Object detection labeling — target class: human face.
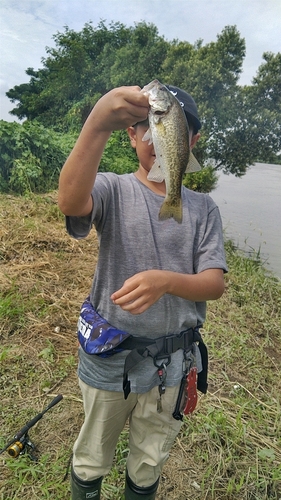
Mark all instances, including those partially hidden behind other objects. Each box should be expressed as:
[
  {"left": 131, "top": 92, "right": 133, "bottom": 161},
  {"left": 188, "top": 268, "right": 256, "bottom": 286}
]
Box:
[{"left": 127, "top": 123, "right": 156, "bottom": 174}]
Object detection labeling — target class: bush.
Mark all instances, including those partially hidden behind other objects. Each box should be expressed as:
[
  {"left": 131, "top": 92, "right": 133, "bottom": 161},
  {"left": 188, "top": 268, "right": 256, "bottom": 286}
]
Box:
[
  {"left": 0, "top": 120, "right": 76, "bottom": 194},
  {"left": 99, "top": 130, "right": 139, "bottom": 175},
  {"left": 183, "top": 165, "right": 218, "bottom": 193},
  {"left": 0, "top": 120, "right": 218, "bottom": 195}
]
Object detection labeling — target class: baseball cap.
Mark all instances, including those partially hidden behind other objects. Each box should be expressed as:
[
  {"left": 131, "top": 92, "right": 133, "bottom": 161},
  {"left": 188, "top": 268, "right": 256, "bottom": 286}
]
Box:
[{"left": 165, "top": 85, "right": 202, "bottom": 133}]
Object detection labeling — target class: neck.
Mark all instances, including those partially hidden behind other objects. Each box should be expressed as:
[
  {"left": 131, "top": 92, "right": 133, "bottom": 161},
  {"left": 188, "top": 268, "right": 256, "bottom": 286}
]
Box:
[{"left": 134, "top": 166, "right": 166, "bottom": 195}]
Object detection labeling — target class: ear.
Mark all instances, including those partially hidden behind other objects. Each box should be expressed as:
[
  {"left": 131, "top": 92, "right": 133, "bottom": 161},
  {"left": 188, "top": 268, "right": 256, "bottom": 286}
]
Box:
[
  {"left": 127, "top": 126, "right": 137, "bottom": 148},
  {"left": 190, "top": 133, "right": 200, "bottom": 150}
]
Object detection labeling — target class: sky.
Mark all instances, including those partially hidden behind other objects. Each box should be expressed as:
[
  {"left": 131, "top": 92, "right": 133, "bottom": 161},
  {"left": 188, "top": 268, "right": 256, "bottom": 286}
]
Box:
[{"left": 1, "top": 0, "right": 280, "bottom": 122}]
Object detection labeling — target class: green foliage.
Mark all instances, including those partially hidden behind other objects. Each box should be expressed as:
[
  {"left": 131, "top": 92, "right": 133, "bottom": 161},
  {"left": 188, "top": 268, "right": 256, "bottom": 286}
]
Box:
[
  {"left": 183, "top": 165, "right": 218, "bottom": 193},
  {"left": 100, "top": 130, "right": 139, "bottom": 174},
  {"left": 0, "top": 120, "right": 76, "bottom": 194},
  {"left": 207, "top": 52, "right": 281, "bottom": 173},
  {"left": 246, "top": 52, "right": 281, "bottom": 165},
  {"left": 108, "top": 22, "right": 169, "bottom": 88},
  {"left": 6, "top": 21, "right": 168, "bottom": 132},
  {"left": 6, "top": 21, "right": 128, "bottom": 129},
  {"left": 252, "top": 51, "right": 281, "bottom": 112},
  {"left": 4, "top": 20, "right": 281, "bottom": 184},
  {"left": 0, "top": 288, "right": 27, "bottom": 328}
]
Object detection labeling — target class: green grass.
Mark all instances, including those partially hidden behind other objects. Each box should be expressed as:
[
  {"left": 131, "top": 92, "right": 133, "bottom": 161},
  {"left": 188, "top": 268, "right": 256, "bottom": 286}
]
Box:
[{"left": 0, "top": 194, "right": 280, "bottom": 499}]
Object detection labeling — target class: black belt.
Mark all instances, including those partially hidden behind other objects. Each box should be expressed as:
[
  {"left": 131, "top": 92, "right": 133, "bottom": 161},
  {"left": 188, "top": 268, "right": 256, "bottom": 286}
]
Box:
[{"left": 122, "top": 327, "right": 208, "bottom": 399}]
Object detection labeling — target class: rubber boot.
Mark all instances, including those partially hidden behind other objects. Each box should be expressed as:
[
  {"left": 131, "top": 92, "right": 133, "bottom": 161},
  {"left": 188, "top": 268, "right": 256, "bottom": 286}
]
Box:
[
  {"left": 71, "top": 467, "right": 102, "bottom": 499},
  {"left": 124, "top": 470, "right": 159, "bottom": 499}
]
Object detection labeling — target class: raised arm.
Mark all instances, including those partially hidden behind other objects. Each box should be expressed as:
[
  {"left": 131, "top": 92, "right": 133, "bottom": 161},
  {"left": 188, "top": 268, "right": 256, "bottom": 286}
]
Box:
[{"left": 58, "top": 86, "right": 149, "bottom": 217}]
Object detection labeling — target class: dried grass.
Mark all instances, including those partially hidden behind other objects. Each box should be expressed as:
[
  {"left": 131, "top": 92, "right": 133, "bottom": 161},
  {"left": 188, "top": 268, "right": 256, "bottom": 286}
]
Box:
[{"left": 0, "top": 193, "right": 280, "bottom": 500}]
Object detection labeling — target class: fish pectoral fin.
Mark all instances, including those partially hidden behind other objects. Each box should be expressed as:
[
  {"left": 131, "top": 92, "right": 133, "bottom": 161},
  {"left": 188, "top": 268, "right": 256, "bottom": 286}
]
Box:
[
  {"left": 142, "top": 128, "right": 153, "bottom": 145},
  {"left": 147, "top": 159, "right": 165, "bottom": 183},
  {"left": 185, "top": 152, "right": 201, "bottom": 173}
]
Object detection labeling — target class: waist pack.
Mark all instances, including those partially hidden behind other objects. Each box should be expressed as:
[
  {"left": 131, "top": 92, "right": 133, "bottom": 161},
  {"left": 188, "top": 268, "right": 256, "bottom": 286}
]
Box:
[{"left": 77, "top": 296, "right": 208, "bottom": 398}]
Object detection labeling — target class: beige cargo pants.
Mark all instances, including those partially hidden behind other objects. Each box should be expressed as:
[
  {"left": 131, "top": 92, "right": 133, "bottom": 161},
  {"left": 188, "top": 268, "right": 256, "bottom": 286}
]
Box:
[{"left": 72, "top": 378, "right": 182, "bottom": 487}]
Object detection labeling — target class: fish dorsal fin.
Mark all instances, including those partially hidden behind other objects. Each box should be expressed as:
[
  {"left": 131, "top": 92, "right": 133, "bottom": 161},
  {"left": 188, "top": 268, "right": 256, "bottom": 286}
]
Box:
[
  {"left": 142, "top": 127, "right": 153, "bottom": 145},
  {"left": 185, "top": 152, "right": 201, "bottom": 173},
  {"left": 147, "top": 158, "right": 165, "bottom": 183}
]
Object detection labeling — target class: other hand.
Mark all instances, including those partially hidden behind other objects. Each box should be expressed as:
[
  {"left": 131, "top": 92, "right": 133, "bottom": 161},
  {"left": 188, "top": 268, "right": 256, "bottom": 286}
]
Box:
[{"left": 110, "top": 270, "right": 168, "bottom": 315}]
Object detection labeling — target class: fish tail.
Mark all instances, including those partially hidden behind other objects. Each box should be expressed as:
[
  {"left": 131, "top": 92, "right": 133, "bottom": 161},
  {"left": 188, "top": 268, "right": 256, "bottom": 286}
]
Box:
[{"left": 159, "top": 199, "right": 182, "bottom": 223}]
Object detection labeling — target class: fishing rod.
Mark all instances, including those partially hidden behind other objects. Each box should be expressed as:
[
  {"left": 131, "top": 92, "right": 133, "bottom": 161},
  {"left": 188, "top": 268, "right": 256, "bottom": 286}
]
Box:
[{"left": 0, "top": 394, "right": 63, "bottom": 460}]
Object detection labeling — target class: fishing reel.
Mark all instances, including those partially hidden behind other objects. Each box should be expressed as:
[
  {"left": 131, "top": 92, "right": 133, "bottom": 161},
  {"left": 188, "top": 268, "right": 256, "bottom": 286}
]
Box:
[
  {"left": 6, "top": 433, "right": 37, "bottom": 460},
  {"left": 0, "top": 394, "right": 63, "bottom": 461}
]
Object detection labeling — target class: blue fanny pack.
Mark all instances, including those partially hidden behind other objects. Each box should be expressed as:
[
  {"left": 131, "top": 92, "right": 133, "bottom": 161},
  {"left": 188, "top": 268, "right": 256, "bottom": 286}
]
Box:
[
  {"left": 77, "top": 296, "right": 208, "bottom": 398},
  {"left": 77, "top": 296, "right": 131, "bottom": 357}
]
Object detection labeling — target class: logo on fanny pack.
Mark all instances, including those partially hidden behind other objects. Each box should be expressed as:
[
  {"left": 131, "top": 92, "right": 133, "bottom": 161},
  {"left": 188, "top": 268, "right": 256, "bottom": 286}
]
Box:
[{"left": 77, "top": 316, "right": 92, "bottom": 339}]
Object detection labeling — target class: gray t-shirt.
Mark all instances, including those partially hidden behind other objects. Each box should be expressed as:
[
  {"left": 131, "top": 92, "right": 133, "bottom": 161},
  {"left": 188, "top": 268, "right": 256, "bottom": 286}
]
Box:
[{"left": 66, "top": 172, "right": 227, "bottom": 393}]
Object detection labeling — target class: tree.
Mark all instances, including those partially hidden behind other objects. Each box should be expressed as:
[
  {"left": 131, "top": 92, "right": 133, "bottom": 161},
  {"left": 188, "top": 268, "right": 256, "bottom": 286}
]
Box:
[
  {"left": 5, "top": 21, "right": 281, "bottom": 181},
  {"left": 207, "top": 52, "right": 281, "bottom": 172},
  {"left": 248, "top": 52, "right": 281, "bottom": 164},
  {"left": 6, "top": 22, "right": 131, "bottom": 130},
  {"left": 162, "top": 26, "right": 247, "bottom": 169},
  {"left": 108, "top": 22, "right": 169, "bottom": 88},
  {"left": 6, "top": 21, "right": 168, "bottom": 131}
]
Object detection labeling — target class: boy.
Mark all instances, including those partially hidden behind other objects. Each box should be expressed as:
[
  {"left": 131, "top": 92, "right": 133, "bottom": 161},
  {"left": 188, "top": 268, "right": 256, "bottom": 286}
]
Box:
[{"left": 58, "top": 84, "right": 227, "bottom": 500}]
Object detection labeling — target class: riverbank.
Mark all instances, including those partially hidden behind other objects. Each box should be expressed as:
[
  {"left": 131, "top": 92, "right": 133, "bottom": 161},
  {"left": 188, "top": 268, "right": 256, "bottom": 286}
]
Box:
[{"left": 0, "top": 193, "right": 280, "bottom": 500}]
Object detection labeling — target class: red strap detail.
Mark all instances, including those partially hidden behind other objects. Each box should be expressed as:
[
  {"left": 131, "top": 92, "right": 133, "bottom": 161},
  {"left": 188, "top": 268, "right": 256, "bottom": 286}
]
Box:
[{"left": 183, "top": 367, "right": 198, "bottom": 415}]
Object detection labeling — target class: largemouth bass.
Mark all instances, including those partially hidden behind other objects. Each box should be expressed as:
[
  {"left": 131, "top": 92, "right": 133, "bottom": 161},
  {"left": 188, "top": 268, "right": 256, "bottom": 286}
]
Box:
[{"left": 141, "top": 79, "right": 201, "bottom": 223}]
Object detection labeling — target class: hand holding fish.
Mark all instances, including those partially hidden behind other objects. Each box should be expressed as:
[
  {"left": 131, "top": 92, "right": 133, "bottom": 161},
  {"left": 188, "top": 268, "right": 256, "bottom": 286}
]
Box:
[
  {"left": 90, "top": 86, "right": 149, "bottom": 132},
  {"left": 58, "top": 86, "right": 149, "bottom": 216}
]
